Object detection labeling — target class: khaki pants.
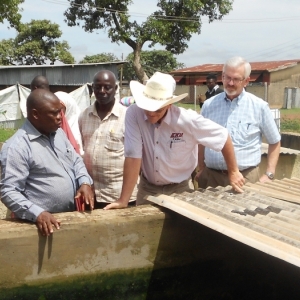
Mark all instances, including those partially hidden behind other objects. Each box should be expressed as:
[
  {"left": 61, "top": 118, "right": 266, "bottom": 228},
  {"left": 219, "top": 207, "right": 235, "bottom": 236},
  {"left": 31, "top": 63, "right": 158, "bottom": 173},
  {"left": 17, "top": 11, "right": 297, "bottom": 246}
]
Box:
[
  {"left": 137, "top": 175, "right": 192, "bottom": 205},
  {"left": 198, "top": 166, "right": 259, "bottom": 189}
]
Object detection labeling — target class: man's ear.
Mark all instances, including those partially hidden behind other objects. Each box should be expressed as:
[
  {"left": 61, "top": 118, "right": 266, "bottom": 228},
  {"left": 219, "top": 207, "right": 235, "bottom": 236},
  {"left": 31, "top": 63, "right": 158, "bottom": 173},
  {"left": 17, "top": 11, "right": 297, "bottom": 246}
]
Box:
[
  {"left": 32, "top": 108, "right": 39, "bottom": 120},
  {"left": 244, "top": 77, "right": 250, "bottom": 88}
]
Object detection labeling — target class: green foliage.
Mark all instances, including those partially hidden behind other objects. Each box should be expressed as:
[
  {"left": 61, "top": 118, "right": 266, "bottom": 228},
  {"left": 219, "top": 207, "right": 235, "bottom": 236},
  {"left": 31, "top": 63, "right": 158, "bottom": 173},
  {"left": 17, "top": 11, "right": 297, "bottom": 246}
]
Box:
[
  {"left": 0, "top": 39, "right": 15, "bottom": 65},
  {"left": 79, "top": 52, "right": 119, "bottom": 63},
  {"left": 123, "top": 50, "right": 185, "bottom": 80},
  {"left": 0, "top": 129, "right": 16, "bottom": 142},
  {"left": 0, "top": 0, "right": 23, "bottom": 29},
  {"left": 280, "top": 118, "right": 300, "bottom": 133},
  {"left": 64, "top": 0, "right": 233, "bottom": 82},
  {"left": 0, "top": 19, "right": 75, "bottom": 65}
]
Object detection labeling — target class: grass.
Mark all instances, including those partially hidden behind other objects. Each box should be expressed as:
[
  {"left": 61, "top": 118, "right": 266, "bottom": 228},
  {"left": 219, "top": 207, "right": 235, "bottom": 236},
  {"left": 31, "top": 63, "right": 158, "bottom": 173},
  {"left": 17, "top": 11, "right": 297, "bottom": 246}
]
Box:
[{"left": 0, "top": 129, "right": 16, "bottom": 143}]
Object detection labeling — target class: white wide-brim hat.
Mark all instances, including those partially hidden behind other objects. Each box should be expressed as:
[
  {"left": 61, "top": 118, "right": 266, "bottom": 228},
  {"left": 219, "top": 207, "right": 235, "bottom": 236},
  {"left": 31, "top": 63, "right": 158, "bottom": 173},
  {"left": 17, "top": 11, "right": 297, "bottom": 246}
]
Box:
[{"left": 130, "top": 72, "right": 188, "bottom": 111}]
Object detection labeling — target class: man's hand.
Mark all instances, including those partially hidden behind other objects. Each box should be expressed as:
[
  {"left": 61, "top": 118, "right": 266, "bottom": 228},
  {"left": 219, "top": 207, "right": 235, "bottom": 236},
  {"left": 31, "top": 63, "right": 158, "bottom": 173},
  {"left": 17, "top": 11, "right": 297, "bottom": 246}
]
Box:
[
  {"left": 103, "top": 199, "right": 128, "bottom": 210},
  {"left": 194, "top": 167, "right": 205, "bottom": 181},
  {"left": 259, "top": 174, "right": 273, "bottom": 183},
  {"left": 36, "top": 211, "right": 60, "bottom": 236},
  {"left": 228, "top": 170, "right": 245, "bottom": 193},
  {"left": 75, "top": 184, "right": 95, "bottom": 210}
]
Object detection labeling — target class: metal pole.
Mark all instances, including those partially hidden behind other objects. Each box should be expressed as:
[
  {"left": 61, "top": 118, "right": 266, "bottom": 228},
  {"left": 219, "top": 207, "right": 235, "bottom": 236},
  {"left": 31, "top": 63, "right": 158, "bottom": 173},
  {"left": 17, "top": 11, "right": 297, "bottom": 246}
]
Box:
[{"left": 194, "top": 85, "right": 197, "bottom": 111}]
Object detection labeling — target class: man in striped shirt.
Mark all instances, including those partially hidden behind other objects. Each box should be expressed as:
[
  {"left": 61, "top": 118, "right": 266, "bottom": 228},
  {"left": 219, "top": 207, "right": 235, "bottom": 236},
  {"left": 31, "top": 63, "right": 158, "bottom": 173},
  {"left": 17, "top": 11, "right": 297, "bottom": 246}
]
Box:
[{"left": 0, "top": 90, "right": 94, "bottom": 236}]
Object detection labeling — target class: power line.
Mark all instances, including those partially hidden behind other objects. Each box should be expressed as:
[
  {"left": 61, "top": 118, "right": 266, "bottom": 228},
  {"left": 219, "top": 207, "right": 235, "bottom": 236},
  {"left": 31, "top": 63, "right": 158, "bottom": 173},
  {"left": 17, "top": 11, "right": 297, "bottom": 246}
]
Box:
[
  {"left": 246, "top": 37, "right": 300, "bottom": 61},
  {"left": 42, "top": 0, "right": 300, "bottom": 24}
]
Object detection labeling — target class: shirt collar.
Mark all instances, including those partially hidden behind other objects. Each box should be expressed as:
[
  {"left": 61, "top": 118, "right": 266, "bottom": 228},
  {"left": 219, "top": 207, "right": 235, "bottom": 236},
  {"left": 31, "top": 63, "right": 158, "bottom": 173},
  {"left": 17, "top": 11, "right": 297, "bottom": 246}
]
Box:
[
  {"left": 208, "top": 84, "right": 220, "bottom": 93},
  {"left": 90, "top": 98, "right": 121, "bottom": 119},
  {"left": 224, "top": 89, "right": 246, "bottom": 105},
  {"left": 24, "top": 119, "right": 57, "bottom": 141},
  {"left": 142, "top": 105, "right": 172, "bottom": 125}
]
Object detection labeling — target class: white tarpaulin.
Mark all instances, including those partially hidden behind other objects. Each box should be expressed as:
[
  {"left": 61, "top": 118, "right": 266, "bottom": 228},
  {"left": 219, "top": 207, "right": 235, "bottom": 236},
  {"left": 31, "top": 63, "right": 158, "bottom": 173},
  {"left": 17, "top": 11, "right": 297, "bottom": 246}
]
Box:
[
  {"left": 69, "top": 83, "right": 91, "bottom": 112},
  {"left": 0, "top": 85, "right": 23, "bottom": 121},
  {"left": 0, "top": 83, "right": 92, "bottom": 125},
  {"left": 18, "top": 84, "right": 31, "bottom": 118}
]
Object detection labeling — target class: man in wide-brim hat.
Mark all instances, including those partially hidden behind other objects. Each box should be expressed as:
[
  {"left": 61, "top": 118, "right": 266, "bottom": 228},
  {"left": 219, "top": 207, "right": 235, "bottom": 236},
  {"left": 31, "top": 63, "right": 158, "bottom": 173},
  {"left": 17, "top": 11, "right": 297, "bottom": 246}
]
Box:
[{"left": 104, "top": 72, "right": 245, "bottom": 209}]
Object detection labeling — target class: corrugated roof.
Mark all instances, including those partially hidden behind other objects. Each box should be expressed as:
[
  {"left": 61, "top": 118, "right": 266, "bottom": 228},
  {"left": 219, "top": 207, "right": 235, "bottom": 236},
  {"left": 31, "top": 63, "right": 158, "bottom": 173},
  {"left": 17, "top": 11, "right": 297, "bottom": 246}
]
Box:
[
  {"left": 0, "top": 61, "right": 126, "bottom": 70},
  {"left": 147, "top": 177, "right": 300, "bottom": 268},
  {"left": 261, "top": 143, "right": 300, "bottom": 155},
  {"left": 171, "top": 59, "right": 300, "bottom": 74}
]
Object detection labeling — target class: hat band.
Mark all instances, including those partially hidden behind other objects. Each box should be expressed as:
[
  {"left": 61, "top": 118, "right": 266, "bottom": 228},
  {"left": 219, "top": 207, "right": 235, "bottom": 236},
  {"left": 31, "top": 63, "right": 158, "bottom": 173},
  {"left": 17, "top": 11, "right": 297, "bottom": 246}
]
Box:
[{"left": 143, "top": 91, "right": 173, "bottom": 101}]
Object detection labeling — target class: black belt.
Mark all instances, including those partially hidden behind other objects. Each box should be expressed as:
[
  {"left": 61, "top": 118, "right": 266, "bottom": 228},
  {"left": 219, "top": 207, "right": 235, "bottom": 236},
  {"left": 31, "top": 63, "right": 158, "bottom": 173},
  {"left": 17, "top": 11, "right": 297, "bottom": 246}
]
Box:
[
  {"left": 141, "top": 173, "right": 179, "bottom": 186},
  {"left": 208, "top": 166, "right": 257, "bottom": 174}
]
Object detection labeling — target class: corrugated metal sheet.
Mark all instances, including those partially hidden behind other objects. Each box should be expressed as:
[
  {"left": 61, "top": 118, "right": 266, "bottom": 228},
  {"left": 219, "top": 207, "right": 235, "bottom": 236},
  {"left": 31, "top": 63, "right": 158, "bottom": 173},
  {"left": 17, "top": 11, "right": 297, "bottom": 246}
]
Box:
[
  {"left": 0, "top": 119, "right": 24, "bottom": 130},
  {"left": 0, "top": 62, "right": 125, "bottom": 86},
  {"left": 147, "top": 177, "right": 300, "bottom": 268},
  {"left": 261, "top": 143, "right": 300, "bottom": 155},
  {"left": 171, "top": 59, "right": 300, "bottom": 74}
]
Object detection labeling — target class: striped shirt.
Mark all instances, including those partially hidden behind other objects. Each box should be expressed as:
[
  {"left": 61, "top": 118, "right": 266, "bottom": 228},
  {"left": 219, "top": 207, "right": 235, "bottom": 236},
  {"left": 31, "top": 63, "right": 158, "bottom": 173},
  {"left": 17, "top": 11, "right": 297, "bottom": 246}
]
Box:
[
  {"left": 0, "top": 120, "right": 92, "bottom": 222},
  {"left": 201, "top": 90, "right": 281, "bottom": 170},
  {"left": 79, "top": 101, "right": 137, "bottom": 203}
]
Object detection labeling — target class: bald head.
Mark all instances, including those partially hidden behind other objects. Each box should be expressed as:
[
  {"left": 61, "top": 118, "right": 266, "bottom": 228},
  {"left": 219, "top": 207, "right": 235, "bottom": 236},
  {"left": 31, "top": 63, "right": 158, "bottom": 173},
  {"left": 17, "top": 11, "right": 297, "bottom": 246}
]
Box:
[
  {"left": 30, "top": 75, "right": 50, "bottom": 91},
  {"left": 93, "top": 70, "right": 116, "bottom": 84},
  {"left": 27, "top": 89, "right": 57, "bottom": 112},
  {"left": 27, "top": 89, "right": 62, "bottom": 135}
]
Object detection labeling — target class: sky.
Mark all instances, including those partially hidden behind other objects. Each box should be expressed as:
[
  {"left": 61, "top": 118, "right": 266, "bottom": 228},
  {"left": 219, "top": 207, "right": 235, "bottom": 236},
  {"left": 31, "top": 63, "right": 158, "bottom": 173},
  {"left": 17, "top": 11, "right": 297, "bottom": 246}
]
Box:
[{"left": 1, "top": 0, "right": 300, "bottom": 68}]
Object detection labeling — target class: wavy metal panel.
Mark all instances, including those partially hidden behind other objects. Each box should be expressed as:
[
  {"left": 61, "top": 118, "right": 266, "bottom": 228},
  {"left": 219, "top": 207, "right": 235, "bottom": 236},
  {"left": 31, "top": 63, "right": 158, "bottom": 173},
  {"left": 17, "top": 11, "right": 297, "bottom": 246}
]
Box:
[{"left": 147, "top": 177, "right": 300, "bottom": 268}]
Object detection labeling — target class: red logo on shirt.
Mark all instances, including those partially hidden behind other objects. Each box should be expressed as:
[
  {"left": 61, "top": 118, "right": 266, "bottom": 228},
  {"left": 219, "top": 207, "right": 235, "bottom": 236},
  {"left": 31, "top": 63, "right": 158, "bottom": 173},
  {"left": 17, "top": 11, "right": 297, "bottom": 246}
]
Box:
[{"left": 170, "top": 133, "right": 183, "bottom": 138}]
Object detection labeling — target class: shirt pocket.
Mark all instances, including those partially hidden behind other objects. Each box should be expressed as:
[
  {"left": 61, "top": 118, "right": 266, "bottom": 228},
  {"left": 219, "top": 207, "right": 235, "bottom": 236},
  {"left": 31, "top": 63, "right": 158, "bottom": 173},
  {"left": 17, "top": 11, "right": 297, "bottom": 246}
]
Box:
[
  {"left": 63, "top": 147, "right": 74, "bottom": 166},
  {"left": 105, "top": 132, "right": 124, "bottom": 151},
  {"left": 234, "top": 122, "right": 260, "bottom": 144},
  {"left": 166, "top": 140, "right": 186, "bottom": 164}
]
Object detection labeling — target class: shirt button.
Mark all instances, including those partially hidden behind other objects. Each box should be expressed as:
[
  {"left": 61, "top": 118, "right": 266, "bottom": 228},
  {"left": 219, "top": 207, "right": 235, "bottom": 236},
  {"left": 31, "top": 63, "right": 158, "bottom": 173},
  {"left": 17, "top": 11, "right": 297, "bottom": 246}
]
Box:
[
  {"left": 156, "top": 141, "right": 159, "bottom": 144},
  {"left": 156, "top": 157, "right": 158, "bottom": 159},
  {"left": 156, "top": 170, "right": 158, "bottom": 172}
]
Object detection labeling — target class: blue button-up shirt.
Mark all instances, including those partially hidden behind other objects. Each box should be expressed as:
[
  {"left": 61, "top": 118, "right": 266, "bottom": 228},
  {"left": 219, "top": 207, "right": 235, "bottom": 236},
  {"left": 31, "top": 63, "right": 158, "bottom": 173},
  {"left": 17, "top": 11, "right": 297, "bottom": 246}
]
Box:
[
  {"left": 201, "top": 90, "right": 281, "bottom": 170},
  {"left": 0, "top": 120, "right": 92, "bottom": 222}
]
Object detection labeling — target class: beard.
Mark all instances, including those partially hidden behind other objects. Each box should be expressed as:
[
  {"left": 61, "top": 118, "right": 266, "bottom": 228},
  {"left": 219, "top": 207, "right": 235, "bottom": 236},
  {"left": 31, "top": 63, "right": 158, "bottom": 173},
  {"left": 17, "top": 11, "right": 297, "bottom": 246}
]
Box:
[{"left": 224, "top": 86, "right": 240, "bottom": 98}]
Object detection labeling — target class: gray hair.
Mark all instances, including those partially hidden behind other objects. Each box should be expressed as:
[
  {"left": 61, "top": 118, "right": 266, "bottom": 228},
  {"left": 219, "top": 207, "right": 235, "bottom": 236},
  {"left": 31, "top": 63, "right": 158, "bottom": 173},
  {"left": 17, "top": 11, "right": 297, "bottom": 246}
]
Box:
[{"left": 223, "top": 56, "right": 251, "bottom": 78}]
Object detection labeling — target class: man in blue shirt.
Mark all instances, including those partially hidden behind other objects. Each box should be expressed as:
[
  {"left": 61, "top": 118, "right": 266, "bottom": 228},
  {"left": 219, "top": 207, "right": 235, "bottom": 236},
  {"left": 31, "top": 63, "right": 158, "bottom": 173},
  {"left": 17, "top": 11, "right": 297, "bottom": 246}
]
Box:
[
  {"left": 0, "top": 89, "right": 94, "bottom": 236},
  {"left": 197, "top": 56, "right": 281, "bottom": 188}
]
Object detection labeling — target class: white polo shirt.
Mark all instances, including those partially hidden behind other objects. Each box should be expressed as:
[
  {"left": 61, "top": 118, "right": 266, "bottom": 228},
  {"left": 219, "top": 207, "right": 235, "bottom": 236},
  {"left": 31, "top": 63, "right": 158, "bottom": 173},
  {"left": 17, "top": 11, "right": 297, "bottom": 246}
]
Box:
[{"left": 125, "top": 104, "right": 228, "bottom": 185}]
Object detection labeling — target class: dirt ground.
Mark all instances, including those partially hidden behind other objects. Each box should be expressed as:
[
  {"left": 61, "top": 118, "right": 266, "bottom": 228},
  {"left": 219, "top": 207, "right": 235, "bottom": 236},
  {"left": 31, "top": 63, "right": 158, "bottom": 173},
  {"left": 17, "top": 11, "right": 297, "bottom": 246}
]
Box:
[{"left": 281, "top": 111, "right": 300, "bottom": 120}]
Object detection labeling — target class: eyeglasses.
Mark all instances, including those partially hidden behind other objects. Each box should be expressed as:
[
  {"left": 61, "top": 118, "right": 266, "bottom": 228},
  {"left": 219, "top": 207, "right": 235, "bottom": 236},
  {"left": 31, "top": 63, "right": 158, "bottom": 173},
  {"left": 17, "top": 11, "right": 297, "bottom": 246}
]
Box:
[{"left": 222, "top": 74, "right": 244, "bottom": 84}]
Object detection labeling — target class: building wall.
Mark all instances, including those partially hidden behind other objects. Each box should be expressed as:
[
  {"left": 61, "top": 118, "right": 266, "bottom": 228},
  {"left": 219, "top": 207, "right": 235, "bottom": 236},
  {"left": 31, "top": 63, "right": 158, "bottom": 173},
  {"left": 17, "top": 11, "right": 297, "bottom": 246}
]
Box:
[
  {"left": 246, "top": 84, "right": 265, "bottom": 101},
  {"left": 0, "top": 64, "right": 120, "bottom": 89},
  {"left": 269, "top": 65, "right": 300, "bottom": 108}
]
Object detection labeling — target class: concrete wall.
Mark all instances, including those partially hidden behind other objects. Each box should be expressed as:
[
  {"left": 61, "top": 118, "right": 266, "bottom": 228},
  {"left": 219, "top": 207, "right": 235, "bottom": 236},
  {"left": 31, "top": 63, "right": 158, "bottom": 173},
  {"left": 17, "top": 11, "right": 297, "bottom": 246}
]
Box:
[
  {"left": 2, "top": 206, "right": 300, "bottom": 299},
  {"left": 281, "top": 133, "right": 300, "bottom": 150},
  {"left": 260, "top": 153, "right": 300, "bottom": 179},
  {"left": 269, "top": 65, "right": 300, "bottom": 108},
  {"left": 0, "top": 206, "right": 225, "bottom": 291}
]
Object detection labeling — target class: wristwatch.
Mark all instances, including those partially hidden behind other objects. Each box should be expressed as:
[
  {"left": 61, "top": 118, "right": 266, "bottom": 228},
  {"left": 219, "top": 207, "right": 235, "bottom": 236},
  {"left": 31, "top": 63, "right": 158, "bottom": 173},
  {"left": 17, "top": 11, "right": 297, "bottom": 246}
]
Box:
[{"left": 265, "top": 172, "right": 274, "bottom": 180}]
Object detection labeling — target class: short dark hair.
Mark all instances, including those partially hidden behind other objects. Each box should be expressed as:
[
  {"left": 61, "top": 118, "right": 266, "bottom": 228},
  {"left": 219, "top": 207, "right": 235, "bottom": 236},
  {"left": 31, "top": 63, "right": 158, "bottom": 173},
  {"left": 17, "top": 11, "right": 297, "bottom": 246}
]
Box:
[{"left": 206, "top": 74, "right": 217, "bottom": 82}]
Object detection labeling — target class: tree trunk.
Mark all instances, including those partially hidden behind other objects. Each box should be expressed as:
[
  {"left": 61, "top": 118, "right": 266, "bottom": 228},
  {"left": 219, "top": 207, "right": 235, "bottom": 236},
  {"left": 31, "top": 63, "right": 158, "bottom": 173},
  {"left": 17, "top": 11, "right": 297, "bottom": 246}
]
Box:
[{"left": 132, "top": 45, "right": 149, "bottom": 83}]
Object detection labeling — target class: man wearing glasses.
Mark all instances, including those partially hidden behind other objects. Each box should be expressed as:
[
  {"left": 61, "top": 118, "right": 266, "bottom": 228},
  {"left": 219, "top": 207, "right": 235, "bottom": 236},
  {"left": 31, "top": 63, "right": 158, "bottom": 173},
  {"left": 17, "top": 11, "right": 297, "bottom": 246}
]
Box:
[{"left": 197, "top": 56, "right": 281, "bottom": 188}]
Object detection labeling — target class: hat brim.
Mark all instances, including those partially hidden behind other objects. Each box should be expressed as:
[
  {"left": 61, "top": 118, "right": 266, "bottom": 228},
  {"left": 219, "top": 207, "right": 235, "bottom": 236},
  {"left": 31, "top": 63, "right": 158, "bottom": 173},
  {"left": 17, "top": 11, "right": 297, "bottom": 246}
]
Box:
[{"left": 130, "top": 81, "right": 188, "bottom": 111}]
